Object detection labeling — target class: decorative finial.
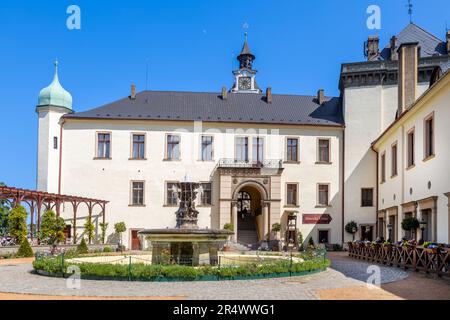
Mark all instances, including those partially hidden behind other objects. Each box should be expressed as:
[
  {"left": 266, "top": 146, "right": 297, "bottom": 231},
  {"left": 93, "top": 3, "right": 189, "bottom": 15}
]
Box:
[
  {"left": 53, "top": 60, "right": 59, "bottom": 79},
  {"left": 244, "top": 32, "right": 248, "bottom": 42},
  {"left": 406, "top": 0, "right": 413, "bottom": 23}
]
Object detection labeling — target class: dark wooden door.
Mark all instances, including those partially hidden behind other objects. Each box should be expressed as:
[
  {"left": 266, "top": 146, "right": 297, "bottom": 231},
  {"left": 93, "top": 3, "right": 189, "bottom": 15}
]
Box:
[{"left": 131, "top": 230, "right": 141, "bottom": 250}]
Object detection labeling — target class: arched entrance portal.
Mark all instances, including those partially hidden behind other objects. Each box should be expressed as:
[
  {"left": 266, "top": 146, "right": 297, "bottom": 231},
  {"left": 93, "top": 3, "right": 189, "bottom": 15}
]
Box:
[{"left": 232, "top": 182, "right": 268, "bottom": 248}]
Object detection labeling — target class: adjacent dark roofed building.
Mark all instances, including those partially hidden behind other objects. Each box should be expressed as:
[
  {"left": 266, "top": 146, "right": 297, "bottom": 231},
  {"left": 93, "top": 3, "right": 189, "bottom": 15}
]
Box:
[
  {"left": 378, "top": 23, "right": 447, "bottom": 60},
  {"left": 64, "top": 91, "right": 344, "bottom": 126}
]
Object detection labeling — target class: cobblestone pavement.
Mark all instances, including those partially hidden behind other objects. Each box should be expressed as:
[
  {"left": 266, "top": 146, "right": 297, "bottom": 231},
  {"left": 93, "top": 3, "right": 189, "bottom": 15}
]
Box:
[{"left": 0, "top": 254, "right": 410, "bottom": 300}]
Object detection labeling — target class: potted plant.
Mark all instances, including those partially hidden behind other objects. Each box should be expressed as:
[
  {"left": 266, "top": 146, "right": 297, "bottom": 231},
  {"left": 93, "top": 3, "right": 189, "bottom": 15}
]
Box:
[
  {"left": 382, "top": 241, "right": 392, "bottom": 252},
  {"left": 345, "top": 221, "right": 358, "bottom": 241},
  {"left": 423, "top": 242, "right": 439, "bottom": 254},
  {"left": 401, "top": 217, "right": 419, "bottom": 240}
]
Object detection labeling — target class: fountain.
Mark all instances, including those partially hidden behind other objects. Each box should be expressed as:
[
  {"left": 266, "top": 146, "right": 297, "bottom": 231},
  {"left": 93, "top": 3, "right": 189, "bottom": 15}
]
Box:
[{"left": 139, "top": 182, "right": 233, "bottom": 266}]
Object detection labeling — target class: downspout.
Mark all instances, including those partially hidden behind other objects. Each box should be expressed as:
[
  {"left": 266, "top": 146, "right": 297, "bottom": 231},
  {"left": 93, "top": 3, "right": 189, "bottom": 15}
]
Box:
[
  {"left": 341, "top": 126, "right": 345, "bottom": 244},
  {"left": 58, "top": 118, "right": 65, "bottom": 195},
  {"left": 371, "top": 144, "right": 379, "bottom": 238}
]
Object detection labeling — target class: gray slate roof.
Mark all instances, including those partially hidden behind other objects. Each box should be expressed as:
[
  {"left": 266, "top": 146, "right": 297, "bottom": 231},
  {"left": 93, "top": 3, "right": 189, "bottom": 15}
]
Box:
[
  {"left": 379, "top": 23, "right": 447, "bottom": 60},
  {"left": 64, "top": 91, "right": 344, "bottom": 126}
]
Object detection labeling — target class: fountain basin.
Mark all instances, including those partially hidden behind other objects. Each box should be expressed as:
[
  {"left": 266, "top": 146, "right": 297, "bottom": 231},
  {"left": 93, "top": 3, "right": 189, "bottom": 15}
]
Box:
[{"left": 139, "top": 229, "right": 233, "bottom": 266}]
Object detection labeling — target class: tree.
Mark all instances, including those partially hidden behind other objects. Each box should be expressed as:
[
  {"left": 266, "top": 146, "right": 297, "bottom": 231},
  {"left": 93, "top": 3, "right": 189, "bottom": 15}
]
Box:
[
  {"left": 8, "top": 205, "right": 28, "bottom": 242},
  {"left": 297, "top": 231, "right": 304, "bottom": 252},
  {"left": 39, "top": 210, "right": 66, "bottom": 248},
  {"left": 0, "top": 182, "right": 10, "bottom": 236},
  {"left": 84, "top": 216, "right": 95, "bottom": 244},
  {"left": 114, "top": 222, "right": 126, "bottom": 249},
  {"left": 345, "top": 221, "right": 359, "bottom": 240},
  {"left": 77, "top": 237, "right": 88, "bottom": 254},
  {"left": 16, "top": 238, "right": 34, "bottom": 258},
  {"left": 99, "top": 222, "right": 108, "bottom": 244}
]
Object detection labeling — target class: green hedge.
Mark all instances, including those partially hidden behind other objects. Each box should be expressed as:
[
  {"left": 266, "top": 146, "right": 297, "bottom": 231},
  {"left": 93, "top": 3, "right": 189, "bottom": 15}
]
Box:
[{"left": 33, "top": 256, "right": 330, "bottom": 281}]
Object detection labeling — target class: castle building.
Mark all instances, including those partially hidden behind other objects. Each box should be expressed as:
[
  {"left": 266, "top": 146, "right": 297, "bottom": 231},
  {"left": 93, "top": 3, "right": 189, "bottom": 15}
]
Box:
[{"left": 36, "top": 24, "right": 450, "bottom": 249}]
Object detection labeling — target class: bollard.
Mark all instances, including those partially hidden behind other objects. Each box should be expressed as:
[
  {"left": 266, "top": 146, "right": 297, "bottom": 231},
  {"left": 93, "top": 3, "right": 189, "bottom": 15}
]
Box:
[{"left": 128, "top": 256, "right": 132, "bottom": 281}]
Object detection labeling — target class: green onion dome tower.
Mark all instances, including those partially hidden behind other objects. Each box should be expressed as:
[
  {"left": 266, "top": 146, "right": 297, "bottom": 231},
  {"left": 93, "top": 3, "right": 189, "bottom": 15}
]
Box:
[{"left": 36, "top": 61, "right": 73, "bottom": 193}]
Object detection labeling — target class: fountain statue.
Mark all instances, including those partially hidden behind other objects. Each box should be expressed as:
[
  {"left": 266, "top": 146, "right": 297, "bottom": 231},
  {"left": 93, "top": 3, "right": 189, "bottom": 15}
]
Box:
[{"left": 139, "top": 181, "right": 233, "bottom": 266}]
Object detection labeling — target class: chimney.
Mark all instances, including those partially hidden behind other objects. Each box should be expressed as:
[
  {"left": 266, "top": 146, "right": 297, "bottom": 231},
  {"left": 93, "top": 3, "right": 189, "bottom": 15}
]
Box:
[
  {"left": 130, "top": 84, "right": 136, "bottom": 100},
  {"left": 446, "top": 30, "right": 450, "bottom": 54},
  {"left": 390, "top": 36, "right": 398, "bottom": 60},
  {"left": 317, "top": 89, "right": 325, "bottom": 105},
  {"left": 397, "top": 42, "right": 419, "bottom": 115},
  {"left": 366, "top": 36, "right": 379, "bottom": 61},
  {"left": 266, "top": 87, "right": 272, "bottom": 103},
  {"left": 221, "top": 86, "right": 227, "bottom": 100}
]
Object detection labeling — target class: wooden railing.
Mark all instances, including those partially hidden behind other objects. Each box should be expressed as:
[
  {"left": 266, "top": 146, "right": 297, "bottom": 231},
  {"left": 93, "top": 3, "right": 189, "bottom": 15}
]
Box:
[{"left": 348, "top": 242, "right": 450, "bottom": 278}]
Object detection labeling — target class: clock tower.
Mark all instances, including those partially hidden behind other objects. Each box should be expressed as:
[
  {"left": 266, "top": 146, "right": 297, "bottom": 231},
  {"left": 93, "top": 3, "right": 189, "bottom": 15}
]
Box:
[{"left": 231, "top": 33, "right": 262, "bottom": 94}]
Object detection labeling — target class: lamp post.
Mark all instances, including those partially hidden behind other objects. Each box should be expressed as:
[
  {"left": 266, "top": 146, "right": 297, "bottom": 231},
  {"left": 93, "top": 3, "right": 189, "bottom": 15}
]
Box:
[{"left": 419, "top": 218, "right": 427, "bottom": 242}]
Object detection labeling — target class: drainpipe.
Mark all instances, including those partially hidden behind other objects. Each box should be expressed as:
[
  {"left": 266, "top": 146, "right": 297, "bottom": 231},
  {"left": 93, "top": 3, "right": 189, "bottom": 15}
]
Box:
[
  {"left": 341, "top": 126, "right": 345, "bottom": 244},
  {"left": 371, "top": 145, "right": 379, "bottom": 238}
]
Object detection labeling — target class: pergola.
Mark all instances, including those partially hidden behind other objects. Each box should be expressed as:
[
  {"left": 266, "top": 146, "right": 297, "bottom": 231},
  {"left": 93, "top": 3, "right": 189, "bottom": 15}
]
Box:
[{"left": 0, "top": 186, "right": 108, "bottom": 244}]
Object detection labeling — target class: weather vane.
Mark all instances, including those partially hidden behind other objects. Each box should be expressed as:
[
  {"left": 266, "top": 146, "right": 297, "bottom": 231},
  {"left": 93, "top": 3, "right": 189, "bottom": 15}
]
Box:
[{"left": 407, "top": 0, "right": 413, "bottom": 23}]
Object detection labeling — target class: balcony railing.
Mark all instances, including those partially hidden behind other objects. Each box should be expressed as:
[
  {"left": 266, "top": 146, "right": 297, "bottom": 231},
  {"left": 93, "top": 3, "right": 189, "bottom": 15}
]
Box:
[{"left": 217, "top": 158, "right": 283, "bottom": 169}]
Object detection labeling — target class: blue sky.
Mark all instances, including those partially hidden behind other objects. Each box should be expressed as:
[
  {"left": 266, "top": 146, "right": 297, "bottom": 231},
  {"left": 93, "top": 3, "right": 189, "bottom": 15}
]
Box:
[{"left": 1, "top": 0, "right": 449, "bottom": 189}]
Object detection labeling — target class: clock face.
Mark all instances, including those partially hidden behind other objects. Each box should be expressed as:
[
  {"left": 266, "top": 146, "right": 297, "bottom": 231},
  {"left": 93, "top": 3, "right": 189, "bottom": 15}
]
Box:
[{"left": 238, "top": 77, "right": 252, "bottom": 90}]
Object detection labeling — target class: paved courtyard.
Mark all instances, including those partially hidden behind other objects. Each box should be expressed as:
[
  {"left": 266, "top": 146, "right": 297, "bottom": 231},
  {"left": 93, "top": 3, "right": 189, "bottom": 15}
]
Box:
[{"left": 0, "top": 252, "right": 448, "bottom": 300}]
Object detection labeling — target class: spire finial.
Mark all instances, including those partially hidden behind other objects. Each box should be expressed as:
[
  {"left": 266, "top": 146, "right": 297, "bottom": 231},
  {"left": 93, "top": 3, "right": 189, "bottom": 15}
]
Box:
[
  {"left": 53, "top": 59, "right": 59, "bottom": 80},
  {"left": 244, "top": 32, "right": 248, "bottom": 42},
  {"left": 407, "top": 0, "right": 413, "bottom": 23}
]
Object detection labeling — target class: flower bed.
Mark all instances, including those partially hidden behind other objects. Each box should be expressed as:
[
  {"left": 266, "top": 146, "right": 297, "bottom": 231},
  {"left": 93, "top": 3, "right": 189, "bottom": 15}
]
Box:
[{"left": 33, "top": 254, "right": 330, "bottom": 282}]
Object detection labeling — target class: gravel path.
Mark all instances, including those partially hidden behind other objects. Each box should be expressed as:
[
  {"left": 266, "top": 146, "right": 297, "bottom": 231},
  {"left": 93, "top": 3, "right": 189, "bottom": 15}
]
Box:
[{"left": 0, "top": 254, "right": 409, "bottom": 300}]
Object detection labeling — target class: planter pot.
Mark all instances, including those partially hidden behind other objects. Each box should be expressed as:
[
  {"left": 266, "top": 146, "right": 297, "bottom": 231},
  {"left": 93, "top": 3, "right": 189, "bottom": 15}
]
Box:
[
  {"left": 222, "top": 246, "right": 232, "bottom": 252},
  {"left": 424, "top": 248, "right": 438, "bottom": 254},
  {"left": 382, "top": 245, "right": 392, "bottom": 252},
  {"left": 402, "top": 246, "right": 414, "bottom": 252}
]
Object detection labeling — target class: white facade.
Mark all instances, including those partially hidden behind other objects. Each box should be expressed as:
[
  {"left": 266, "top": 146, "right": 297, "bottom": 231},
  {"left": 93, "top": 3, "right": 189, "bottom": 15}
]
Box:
[
  {"left": 52, "top": 119, "right": 343, "bottom": 248},
  {"left": 373, "top": 73, "right": 450, "bottom": 244}
]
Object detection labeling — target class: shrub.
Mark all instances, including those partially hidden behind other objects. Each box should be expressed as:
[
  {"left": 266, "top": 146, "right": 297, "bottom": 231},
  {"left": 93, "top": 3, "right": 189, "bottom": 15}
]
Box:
[
  {"left": 99, "top": 222, "right": 109, "bottom": 244},
  {"left": 84, "top": 217, "right": 95, "bottom": 244},
  {"left": 39, "top": 210, "right": 66, "bottom": 247},
  {"left": 114, "top": 222, "right": 126, "bottom": 248},
  {"left": 8, "top": 205, "right": 28, "bottom": 242},
  {"left": 33, "top": 256, "right": 331, "bottom": 281},
  {"left": 401, "top": 217, "right": 419, "bottom": 231},
  {"left": 271, "top": 223, "right": 281, "bottom": 232},
  {"left": 77, "top": 238, "right": 89, "bottom": 254},
  {"left": 16, "top": 239, "right": 34, "bottom": 258},
  {"left": 345, "top": 221, "right": 358, "bottom": 235},
  {"left": 297, "top": 231, "right": 304, "bottom": 251},
  {"left": 308, "top": 237, "right": 315, "bottom": 247},
  {"left": 223, "top": 223, "right": 234, "bottom": 231},
  {"left": 103, "top": 246, "right": 112, "bottom": 253}
]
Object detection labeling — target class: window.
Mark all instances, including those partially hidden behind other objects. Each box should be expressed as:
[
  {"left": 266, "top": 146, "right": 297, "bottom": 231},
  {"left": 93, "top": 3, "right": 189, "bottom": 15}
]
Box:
[
  {"left": 318, "top": 184, "right": 329, "bottom": 206},
  {"left": 381, "top": 153, "right": 386, "bottom": 183},
  {"left": 391, "top": 143, "right": 398, "bottom": 177},
  {"left": 131, "top": 181, "right": 144, "bottom": 206},
  {"left": 407, "top": 129, "right": 415, "bottom": 167},
  {"left": 235, "top": 137, "right": 249, "bottom": 162},
  {"left": 252, "top": 137, "right": 264, "bottom": 163},
  {"left": 97, "top": 133, "right": 111, "bottom": 158},
  {"left": 318, "top": 230, "right": 329, "bottom": 244},
  {"left": 132, "top": 134, "right": 145, "bottom": 159},
  {"left": 361, "top": 188, "right": 374, "bottom": 207},
  {"left": 286, "top": 184, "right": 298, "bottom": 206},
  {"left": 53, "top": 137, "right": 58, "bottom": 150},
  {"left": 424, "top": 115, "right": 434, "bottom": 159},
  {"left": 201, "top": 136, "right": 213, "bottom": 161},
  {"left": 166, "top": 182, "right": 178, "bottom": 205},
  {"left": 200, "top": 183, "right": 212, "bottom": 205},
  {"left": 166, "top": 135, "right": 180, "bottom": 160},
  {"left": 318, "top": 139, "right": 330, "bottom": 163},
  {"left": 286, "top": 138, "right": 299, "bottom": 162}
]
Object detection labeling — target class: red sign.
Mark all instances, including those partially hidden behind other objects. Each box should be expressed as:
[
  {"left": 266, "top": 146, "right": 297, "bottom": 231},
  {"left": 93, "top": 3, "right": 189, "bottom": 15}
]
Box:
[{"left": 302, "top": 214, "right": 332, "bottom": 224}]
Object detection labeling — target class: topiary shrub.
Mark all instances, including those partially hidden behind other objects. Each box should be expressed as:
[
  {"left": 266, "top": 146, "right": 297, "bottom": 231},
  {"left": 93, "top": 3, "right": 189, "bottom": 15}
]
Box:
[
  {"left": 16, "top": 239, "right": 34, "bottom": 258},
  {"left": 77, "top": 238, "right": 89, "bottom": 254},
  {"left": 401, "top": 217, "right": 419, "bottom": 231},
  {"left": 103, "top": 246, "right": 112, "bottom": 253},
  {"left": 308, "top": 237, "right": 315, "bottom": 247}
]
